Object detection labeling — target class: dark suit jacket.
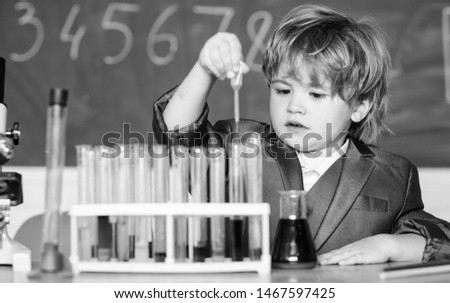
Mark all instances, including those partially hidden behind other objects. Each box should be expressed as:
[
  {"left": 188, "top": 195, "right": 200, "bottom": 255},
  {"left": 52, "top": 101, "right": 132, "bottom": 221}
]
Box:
[{"left": 153, "top": 87, "right": 450, "bottom": 261}]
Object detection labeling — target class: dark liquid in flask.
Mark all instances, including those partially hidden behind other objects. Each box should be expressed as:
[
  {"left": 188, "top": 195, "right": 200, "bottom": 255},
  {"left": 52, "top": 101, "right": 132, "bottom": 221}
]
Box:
[{"left": 271, "top": 219, "right": 317, "bottom": 269}]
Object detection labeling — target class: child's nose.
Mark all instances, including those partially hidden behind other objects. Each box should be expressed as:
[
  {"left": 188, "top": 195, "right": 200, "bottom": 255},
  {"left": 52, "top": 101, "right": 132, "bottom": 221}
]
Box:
[{"left": 286, "top": 95, "right": 306, "bottom": 114}]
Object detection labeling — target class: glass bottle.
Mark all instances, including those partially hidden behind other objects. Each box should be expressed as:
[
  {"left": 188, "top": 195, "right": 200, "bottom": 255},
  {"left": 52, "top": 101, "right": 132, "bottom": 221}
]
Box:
[{"left": 271, "top": 190, "right": 317, "bottom": 269}]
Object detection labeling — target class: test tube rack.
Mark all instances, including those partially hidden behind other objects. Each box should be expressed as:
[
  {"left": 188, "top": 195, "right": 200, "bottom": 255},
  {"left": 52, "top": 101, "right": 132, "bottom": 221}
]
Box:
[{"left": 69, "top": 202, "right": 271, "bottom": 275}]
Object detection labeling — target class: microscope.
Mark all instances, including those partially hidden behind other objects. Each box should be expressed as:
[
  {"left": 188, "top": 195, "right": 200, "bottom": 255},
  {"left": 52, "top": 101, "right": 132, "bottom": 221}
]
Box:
[{"left": 0, "top": 57, "right": 31, "bottom": 272}]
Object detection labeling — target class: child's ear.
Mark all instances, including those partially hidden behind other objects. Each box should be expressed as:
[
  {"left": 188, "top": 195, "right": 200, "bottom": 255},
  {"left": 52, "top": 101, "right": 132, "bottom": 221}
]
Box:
[{"left": 351, "top": 100, "right": 372, "bottom": 123}]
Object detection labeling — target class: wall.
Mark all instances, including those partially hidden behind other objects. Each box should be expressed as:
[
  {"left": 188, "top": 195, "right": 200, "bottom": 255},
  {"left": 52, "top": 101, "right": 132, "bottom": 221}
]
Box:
[{"left": 1, "top": 0, "right": 450, "bottom": 167}]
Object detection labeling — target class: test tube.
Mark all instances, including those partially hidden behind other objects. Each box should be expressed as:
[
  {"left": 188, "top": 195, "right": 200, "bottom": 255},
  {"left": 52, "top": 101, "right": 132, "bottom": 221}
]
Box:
[
  {"left": 134, "top": 143, "right": 151, "bottom": 261},
  {"left": 243, "top": 133, "right": 263, "bottom": 260},
  {"left": 227, "top": 141, "right": 245, "bottom": 261},
  {"left": 75, "top": 144, "right": 93, "bottom": 261},
  {"left": 170, "top": 144, "right": 189, "bottom": 261},
  {"left": 108, "top": 147, "right": 120, "bottom": 261},
  {"left": 190, "top": 146, "right": 208, "bottom": 262},
  {"left": 146, "top": 144, "right": 154, "bottom": 258},
  {"left": 94, "top": 145, "right": 113, "bottom": 261},
  {"left": 229, "top": 141, "right": 244, "bottom": 203},
  {"left": 117, "top": 144, "right": 131, "bottom": 261},
  {"left": 128, "top": 144, "right": 137, "bottom": 260},
  {"left": 86, "top": 147, "right": 98, "bottom": 259},
  {"left": 40, "top": 88, "right": 69, "bottom": 272},
  {"left": 152, "top": 144, "right": 169, "bottom": 262},
  {"left": 209, "top": 147, "right": 225, "bottom": 261}
]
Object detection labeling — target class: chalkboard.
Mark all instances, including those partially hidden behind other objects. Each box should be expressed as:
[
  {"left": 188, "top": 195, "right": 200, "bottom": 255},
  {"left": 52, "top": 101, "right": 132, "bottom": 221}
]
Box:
[{"left": 0, "top": 0, "right": 449, "bottom": 166}]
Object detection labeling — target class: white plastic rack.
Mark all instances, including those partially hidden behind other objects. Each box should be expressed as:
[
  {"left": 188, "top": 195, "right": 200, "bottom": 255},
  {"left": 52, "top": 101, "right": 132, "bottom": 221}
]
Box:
[{"left": 69, "top": 202, "right": 271, "bottom": 275}]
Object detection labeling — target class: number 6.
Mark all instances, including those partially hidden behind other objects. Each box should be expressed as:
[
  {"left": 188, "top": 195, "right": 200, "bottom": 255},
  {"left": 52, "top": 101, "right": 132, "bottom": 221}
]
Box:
[{"left": 147, "top": 5, "right": 179, "bottom": 66}]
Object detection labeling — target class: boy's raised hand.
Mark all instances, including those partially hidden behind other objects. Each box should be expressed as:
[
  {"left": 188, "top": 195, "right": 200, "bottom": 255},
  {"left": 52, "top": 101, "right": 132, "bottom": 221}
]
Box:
[
  {"left": 163, "top": 33, "right": 250, "bottom": 130},
  {"left": 198, "top": 32, "right": 249, "bottom": 80}
]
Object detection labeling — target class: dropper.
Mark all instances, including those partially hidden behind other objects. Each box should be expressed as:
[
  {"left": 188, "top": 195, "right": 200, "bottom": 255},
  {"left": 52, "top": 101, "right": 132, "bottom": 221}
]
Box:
[
  {"left": 230, "top": 61, "right": 244, "bottom": 133},
  {"left": 229, "top": 62, "right": 245, "bottom": 261}
]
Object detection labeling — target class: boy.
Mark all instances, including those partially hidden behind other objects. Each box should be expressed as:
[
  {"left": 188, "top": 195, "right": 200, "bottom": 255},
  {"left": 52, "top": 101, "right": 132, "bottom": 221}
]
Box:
[{"left": 153, "top": 4, "right": 450, "bottom": 264}]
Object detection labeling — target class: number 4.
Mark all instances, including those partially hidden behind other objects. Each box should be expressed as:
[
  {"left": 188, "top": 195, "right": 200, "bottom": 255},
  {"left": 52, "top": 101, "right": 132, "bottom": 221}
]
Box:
[{"left": 60, "top": 4, "right": 87, "bottom": 61}]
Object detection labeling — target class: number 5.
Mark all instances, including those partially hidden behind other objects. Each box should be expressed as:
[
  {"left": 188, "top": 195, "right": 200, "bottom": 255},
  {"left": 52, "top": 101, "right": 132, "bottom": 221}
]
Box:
[{"left": 102, "top": 2, "right": 140, "bottom": 65}]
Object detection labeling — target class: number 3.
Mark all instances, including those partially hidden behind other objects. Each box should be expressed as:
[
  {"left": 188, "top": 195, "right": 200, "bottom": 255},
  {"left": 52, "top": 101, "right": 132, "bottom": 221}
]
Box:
[{"left": 10, "top": 1, "right": 44, "bottom": 62}]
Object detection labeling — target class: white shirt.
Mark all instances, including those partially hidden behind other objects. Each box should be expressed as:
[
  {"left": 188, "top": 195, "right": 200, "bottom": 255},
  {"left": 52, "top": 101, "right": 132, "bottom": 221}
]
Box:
[{"left": 297, "top": 140, "right": 349, "bottom": 191}]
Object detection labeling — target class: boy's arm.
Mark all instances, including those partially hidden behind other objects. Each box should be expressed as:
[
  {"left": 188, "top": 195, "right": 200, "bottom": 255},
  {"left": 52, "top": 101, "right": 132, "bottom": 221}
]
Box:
[
  {"left": 162, "top": 62, "right": 216, "bottom": 130},
  {"left": 319, "top": 165, "right": 450, "bottom": 265},
  {"left": 391, "top": 165, "right": 450, "bottom": 261},
  {"left": 152, "top": 85, "right": 211, "bottom": 146},
  {"left": 162, "top": 33, "right": 248, "bottom": 131}
]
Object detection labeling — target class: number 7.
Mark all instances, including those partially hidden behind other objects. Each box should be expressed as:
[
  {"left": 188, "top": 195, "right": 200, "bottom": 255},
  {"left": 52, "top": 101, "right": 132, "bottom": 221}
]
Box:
[{"left": 192, "top": 5, "right": 235, "bottom": 33}]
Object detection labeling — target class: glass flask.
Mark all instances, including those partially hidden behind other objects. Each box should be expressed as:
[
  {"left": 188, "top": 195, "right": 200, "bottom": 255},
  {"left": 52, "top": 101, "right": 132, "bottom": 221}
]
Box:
[{"left": 271, "top": 190, "right": 317, "bottom": 269}]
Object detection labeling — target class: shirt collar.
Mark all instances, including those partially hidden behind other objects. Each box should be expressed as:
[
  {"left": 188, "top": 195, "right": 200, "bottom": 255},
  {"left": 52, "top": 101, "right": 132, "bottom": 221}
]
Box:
[{"left": 297, "top": 140, "right": 349, "bottom": 176}]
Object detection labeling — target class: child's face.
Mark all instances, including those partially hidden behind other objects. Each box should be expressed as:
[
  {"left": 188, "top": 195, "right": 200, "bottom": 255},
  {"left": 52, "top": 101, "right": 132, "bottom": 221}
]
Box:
[{"left": 269, "top": 61, "right": 360, "bottom": 153}]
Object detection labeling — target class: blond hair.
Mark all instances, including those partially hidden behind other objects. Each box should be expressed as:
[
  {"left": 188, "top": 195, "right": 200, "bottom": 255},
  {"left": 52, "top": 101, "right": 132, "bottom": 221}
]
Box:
[{"left": 262, "top": 5, "right": 391, "bottom": 143}]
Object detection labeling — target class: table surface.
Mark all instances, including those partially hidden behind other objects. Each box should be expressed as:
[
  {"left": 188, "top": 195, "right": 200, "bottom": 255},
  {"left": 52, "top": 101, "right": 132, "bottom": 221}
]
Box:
[{"left": 2, "top": 262, "right": 450, "bottom": 283}]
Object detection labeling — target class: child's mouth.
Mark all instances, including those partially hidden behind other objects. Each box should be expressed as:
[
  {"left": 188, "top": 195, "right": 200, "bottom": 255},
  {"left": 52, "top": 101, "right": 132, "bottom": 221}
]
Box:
[{"left": 285, "top": 122, "right": 307, "bottom": 129}]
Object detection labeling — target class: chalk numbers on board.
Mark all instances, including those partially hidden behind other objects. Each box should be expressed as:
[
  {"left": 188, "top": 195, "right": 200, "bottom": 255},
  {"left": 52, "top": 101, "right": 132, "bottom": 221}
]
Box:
[
  {"left": 147, "top": 4, "right": 179, "bottom": 66},
  {"left": 9, "top": 1, "right": 44, "bottom": 62},
  {"left": 60, "top": 4, "right": 87, "bottom": 61},
  {"left": 8, "top": 2, "right": 273, "bottom": 70},
  {"left": 102, "top": 3, "right": 140, "bottom": 65},
  {"left": 246, "top": 11, "right": 273, "bottom": 72}
]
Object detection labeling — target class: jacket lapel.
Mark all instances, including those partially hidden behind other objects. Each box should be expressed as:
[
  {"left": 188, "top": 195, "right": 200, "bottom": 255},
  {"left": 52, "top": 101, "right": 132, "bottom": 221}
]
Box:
[
  {"left": 263, "top": 125, "right": 303, "bottom": 191},
  {"left": 307, "top": 158, "right": 344, "bottom": 238},
  {"left": 314, "top": 139, "right": 375, "bottom": 251},
  {"left": 262, "top": 125, "right": 304, "bottom": 240}
]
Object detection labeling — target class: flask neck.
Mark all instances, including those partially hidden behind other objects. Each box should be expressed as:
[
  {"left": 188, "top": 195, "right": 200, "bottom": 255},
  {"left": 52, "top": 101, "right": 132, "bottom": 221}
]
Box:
[{"left": 278, "top": 190, "right": 308, "bottom": 219}]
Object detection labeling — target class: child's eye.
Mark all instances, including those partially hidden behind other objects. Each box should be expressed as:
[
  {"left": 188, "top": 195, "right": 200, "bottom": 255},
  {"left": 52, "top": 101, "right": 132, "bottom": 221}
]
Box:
[
  {"left": 275, "top": 89, "right": 291, "bottom": 95},
  {"left": 310, "top": 92, "right": 326, "bottom": 99}
]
